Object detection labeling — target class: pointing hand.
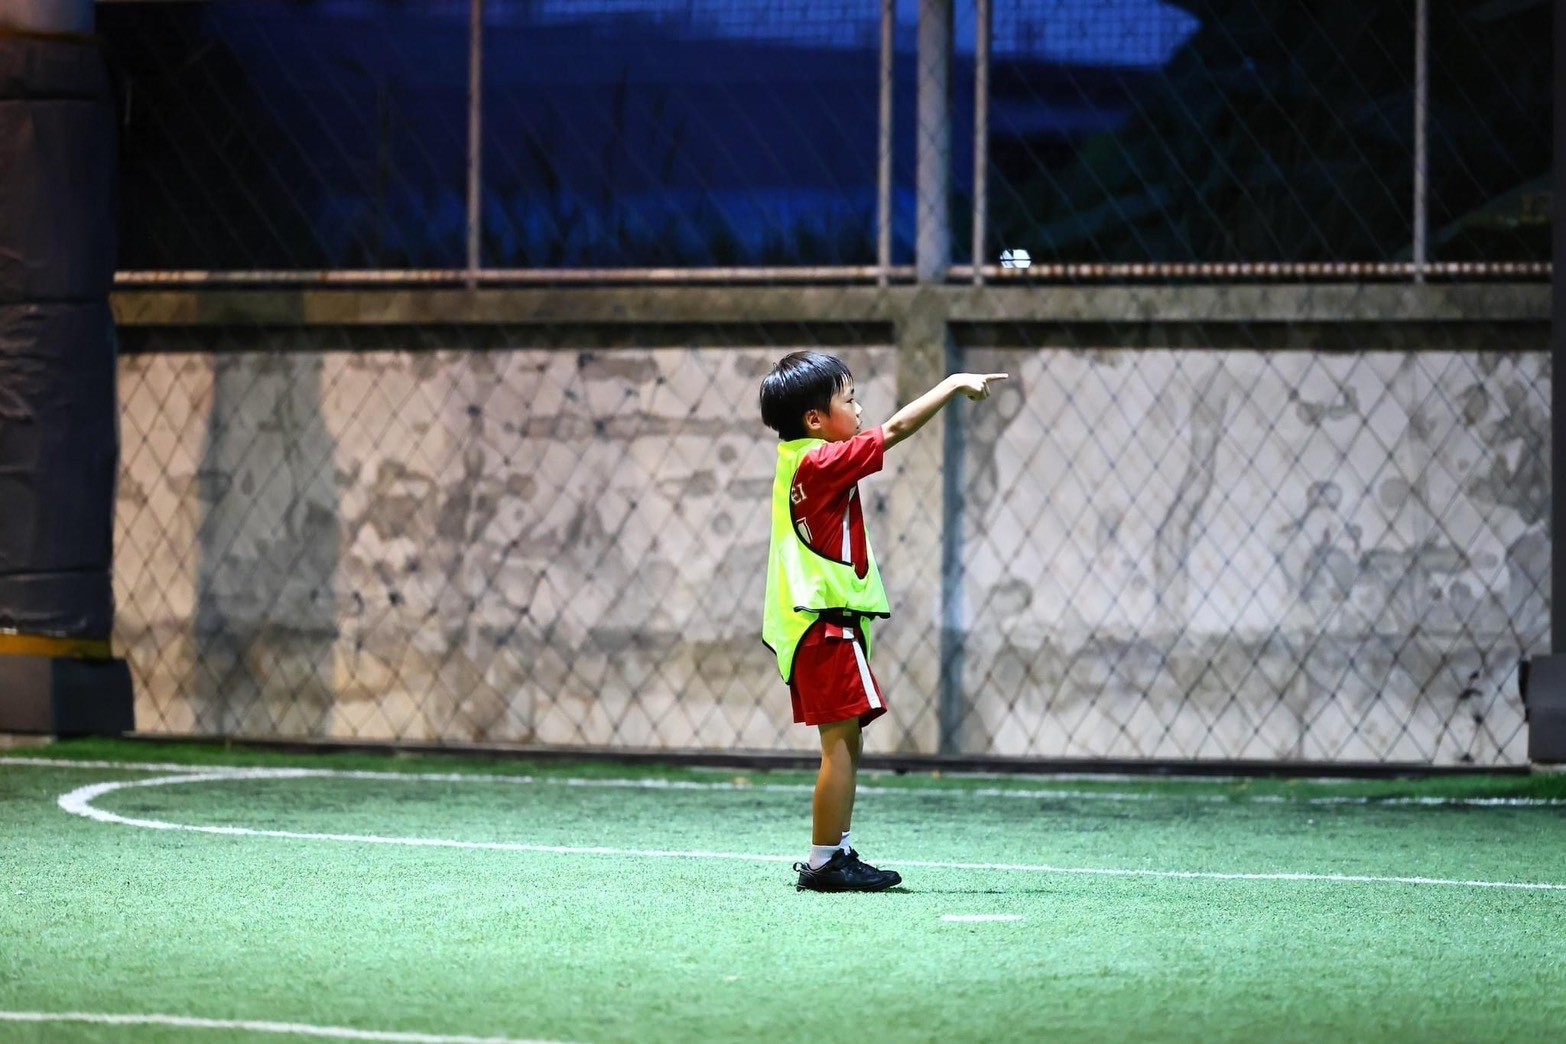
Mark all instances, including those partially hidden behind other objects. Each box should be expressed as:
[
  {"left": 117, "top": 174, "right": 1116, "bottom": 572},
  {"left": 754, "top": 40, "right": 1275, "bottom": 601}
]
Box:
[{"left": 950, "top": 373, "right": 1009, "bottom": 401}]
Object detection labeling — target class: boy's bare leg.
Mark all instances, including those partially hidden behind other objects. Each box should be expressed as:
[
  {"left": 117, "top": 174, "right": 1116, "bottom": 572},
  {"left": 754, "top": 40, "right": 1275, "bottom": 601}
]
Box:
[
  {"left": 813, "top": 718, "right": 861, "bottom": 845},
  {"left": 843, "top": 721, "right": 863, "bottom": 832},
  {"left": 796, "top": 715, "right": 900, "bottom": 891}
]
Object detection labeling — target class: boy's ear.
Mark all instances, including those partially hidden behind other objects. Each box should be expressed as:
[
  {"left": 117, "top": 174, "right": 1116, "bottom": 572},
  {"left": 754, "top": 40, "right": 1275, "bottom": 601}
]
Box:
[{"left": 802, "top": 409, "right": 822, "bottom": 433}]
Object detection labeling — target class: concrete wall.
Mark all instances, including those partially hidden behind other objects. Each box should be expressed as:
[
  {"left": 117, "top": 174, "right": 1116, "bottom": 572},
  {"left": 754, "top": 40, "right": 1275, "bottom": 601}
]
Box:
[
  {"left": 118, "top": 342, "right": 896, "bottom": 753},
  {"left": 955, "top": 346, "right": 1546, "bottom": 763},
  {"left": 111, "top": 283, "right": 1550, "bottom": 764}
]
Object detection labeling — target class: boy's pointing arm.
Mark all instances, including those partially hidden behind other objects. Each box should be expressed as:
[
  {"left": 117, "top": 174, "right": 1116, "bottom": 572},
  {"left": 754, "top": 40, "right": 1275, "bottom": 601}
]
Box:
[{"left": 880, "top": 373, "right": 1008, "bottom": 451}]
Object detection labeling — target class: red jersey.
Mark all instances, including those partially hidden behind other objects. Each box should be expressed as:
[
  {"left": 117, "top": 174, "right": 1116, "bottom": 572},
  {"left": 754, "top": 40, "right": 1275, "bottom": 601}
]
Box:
[{"left": 788, "top": 427, "right": 885, "bottom": 579}]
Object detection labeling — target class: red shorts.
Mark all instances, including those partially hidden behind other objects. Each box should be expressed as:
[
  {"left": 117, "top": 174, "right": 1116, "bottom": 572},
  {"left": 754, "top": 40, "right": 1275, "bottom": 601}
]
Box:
[{"left": 789, "top": 620, "right": 888, "bottom": 728}]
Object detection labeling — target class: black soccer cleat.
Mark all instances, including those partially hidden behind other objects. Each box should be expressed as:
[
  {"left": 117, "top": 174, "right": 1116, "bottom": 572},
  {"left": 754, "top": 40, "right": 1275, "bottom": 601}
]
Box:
[
  {"left": 843, "top": 850, "right": 903, "bottom": 889},
  {"left": 794, "top": 848, "right": 903, "bottom": 892}
]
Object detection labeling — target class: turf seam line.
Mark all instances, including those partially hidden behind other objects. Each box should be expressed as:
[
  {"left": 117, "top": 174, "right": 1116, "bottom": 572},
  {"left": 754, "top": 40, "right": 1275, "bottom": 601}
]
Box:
[{"left": 54, "top": 772, "right": 1566, "bottom": 893}]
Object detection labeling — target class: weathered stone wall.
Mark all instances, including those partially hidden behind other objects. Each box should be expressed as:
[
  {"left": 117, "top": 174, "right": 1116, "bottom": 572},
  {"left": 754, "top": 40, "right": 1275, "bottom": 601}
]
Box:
[
  {"left": 954, "top": 347, "right": 1547, "bottom": 764},
  {"left": 113, "top": 295, "right": 1549, "bottom": 764},
  {"left": 118, "top": 345, "right": 895, "bottom": 754}
]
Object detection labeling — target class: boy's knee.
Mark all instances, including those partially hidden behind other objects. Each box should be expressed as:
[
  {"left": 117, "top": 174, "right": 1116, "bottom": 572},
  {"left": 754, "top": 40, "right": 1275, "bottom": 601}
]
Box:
[{"left": 818, "top": 718, "right": 861, "bottom": 757}]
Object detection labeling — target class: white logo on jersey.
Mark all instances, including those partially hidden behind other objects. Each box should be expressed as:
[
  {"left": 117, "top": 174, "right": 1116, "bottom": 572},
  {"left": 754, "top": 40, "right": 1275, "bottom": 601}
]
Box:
[{"left": 790, "top": 483, "right": 806, "bottom": 506}]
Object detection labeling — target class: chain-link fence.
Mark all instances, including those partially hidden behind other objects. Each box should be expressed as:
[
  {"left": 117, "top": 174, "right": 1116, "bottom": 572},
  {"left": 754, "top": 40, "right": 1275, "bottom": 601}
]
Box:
[
  {"left": 985, "top": 1, "right": 1551, "bottom": 269},
  {"left": 113, "top": 287, "right": 1549, "bottom": 765},
  {"left": 100, "top": 1, "right": 1551, "bottom": 765},
  {"left": 954, "top": 330, "right": 1546, "bottom": 763},
  {"left": 101, "top": 0, "right": 1551, "bottom": 273}
]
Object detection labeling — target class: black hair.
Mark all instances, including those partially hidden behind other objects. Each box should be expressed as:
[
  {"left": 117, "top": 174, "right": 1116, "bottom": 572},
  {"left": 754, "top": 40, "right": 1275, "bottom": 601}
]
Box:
[{"left": 758, "top": 351, "right": 853, "bottom": 440}]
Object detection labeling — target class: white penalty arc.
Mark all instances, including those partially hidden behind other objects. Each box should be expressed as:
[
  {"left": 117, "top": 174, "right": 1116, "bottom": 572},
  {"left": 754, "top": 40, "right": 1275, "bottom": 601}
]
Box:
[
  {"left": 9, "top": 755, "right": 1566, "bottom": 809},
  {"left": 0, "top": 1011, "right": 568, "bottom": 1044},
  {"left": 53, "top": 771, "right": 1566, "bottom": 894}
]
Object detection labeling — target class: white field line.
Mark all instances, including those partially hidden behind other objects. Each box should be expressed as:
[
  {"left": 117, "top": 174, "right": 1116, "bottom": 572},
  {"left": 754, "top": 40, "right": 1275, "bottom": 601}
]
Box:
[
  {"left": 6, "top": 755, "right": 1563, "bottom": 808},
  {"left": 53, "top": 772, "right": 1566, "bottom": 893},
  {"left": 0, "top": 1011, "right": 569, "bottom": 1044}
]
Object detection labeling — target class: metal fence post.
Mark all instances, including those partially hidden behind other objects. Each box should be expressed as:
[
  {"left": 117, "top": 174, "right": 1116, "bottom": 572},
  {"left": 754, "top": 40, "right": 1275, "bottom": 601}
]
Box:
[
  {"left": 913, "top": 0, "right": 961, "bottom": 753},
  {"left": 466, "top": 0, "right": 484, "bottom": 287},
  {"left": 972, "top": 0, "right": 990, "bottom": 286},
  {"left": 1518, "top": 0, "right": 1566, "bottom": 763},
  {"left": 917, "top": 0, "right": 951, "bottom": 282},
  {"left": 1553, "top": 0, "right": 1565, "bottom": 655},
  {"left": 877, "top": 0, "right": 895, "bottom": 288},
  {"left": 888, "top": 290, "right": 958, "bottom": 755},
  {"left": 938, "top": 334, "right": 968, "bottom": 754},
  {"left": 1413, "top": 0, "right": 1428, "bottom": 283}
]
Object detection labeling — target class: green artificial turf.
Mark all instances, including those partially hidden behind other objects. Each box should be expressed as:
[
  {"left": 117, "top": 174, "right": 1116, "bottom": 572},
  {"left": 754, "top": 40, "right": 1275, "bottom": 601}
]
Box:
[{"left": 2, "top": 739, "right": 1565, "bottom": 1043}]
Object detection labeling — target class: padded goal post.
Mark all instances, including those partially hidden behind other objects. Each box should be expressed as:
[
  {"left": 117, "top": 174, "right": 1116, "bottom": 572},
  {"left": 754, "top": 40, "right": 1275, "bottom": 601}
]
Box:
[{"left": 0, "top": 14, "right": 133, "bottom": 736}]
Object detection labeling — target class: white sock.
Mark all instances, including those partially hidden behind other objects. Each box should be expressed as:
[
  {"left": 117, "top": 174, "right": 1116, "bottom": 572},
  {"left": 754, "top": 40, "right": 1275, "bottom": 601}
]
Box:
[
  {"left": 807, "top": 844, "right": 840, "bottom": 870},
  {"left": 839, "top": 830, "right": 854, "bottom": 853}
]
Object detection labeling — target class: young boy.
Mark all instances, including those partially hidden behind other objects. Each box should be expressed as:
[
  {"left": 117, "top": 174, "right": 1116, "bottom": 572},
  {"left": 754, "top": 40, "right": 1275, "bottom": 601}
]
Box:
[{"left": 759, "top": 351, "right": 1007, "bottom": 892}]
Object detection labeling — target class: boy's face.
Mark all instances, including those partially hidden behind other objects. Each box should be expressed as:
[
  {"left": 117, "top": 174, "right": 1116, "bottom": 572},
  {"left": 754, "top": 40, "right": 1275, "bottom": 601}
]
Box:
[{"left": 803, "top": 379, "right": 862, "bottom": 442}]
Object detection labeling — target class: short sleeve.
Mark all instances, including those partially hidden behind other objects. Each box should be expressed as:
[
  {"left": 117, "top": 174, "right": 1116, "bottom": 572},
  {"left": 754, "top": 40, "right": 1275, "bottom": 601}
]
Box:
[{"left": 795, "top": 428, "right": 885, "bottom": 496}]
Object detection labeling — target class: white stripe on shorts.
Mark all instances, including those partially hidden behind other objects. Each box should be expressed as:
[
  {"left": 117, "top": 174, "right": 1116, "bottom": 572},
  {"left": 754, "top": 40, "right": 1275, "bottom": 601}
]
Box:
[
  {"left": 843, "top": 488, "right": 854, "bottom": 560},
  {"left": 850, "top": 634, "right": 883, "bottom": 710}
]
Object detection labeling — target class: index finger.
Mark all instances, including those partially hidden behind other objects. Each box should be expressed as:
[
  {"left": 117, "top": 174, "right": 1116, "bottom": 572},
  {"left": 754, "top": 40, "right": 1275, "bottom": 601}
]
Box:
[{"left": 985, "top": 373, "right": 1009, "bottom": 381}]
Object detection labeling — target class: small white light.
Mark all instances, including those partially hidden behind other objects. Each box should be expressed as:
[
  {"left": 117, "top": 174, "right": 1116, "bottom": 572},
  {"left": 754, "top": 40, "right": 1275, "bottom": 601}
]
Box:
[{"left": 999, "top": 248, "right": 1031, "bottom": 269}]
